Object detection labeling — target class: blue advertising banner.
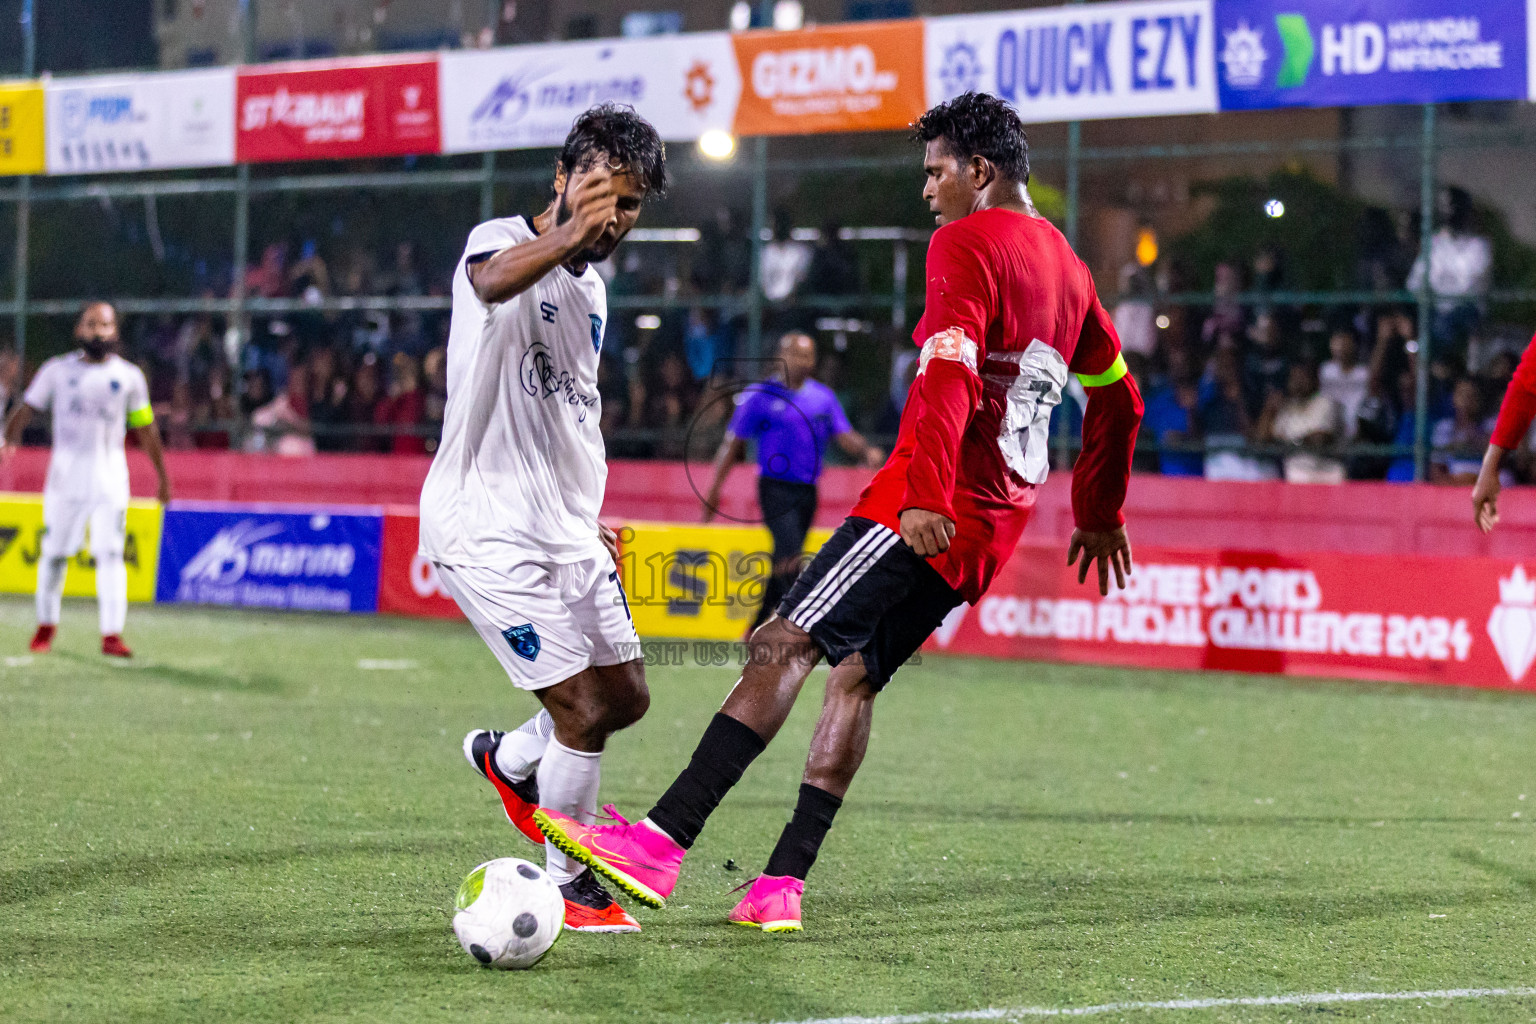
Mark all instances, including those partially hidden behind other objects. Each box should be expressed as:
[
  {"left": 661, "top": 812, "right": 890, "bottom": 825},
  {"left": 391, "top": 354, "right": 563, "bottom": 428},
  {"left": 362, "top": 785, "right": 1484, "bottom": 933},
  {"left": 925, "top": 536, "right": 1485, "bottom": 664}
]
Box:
[
  {"left": 155, "top": 504, "right": 383, "bottom": 614},
  {"left": 1216, "top": 0, "right": 1527, "bottom": 110},
  {"left": 926, "top": 0, "right": 1218, "bottom": 123}
]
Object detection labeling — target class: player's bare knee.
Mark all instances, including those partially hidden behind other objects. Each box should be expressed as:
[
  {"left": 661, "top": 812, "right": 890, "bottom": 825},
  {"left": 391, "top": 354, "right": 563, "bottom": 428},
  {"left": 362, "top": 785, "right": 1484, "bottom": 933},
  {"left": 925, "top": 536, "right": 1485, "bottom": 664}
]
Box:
[
  {"left": 747, "top": 614, "right": 816, "bottom": 665},
  {"left": 597, "top": 660, "right": 649, "bottom": 732}
]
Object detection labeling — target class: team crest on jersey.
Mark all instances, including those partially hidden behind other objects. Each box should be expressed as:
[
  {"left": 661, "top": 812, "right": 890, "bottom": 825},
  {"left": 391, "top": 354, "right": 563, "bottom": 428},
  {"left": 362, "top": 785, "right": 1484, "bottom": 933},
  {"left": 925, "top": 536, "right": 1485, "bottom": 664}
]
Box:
[
  {"left": 110, "top": 379, "right": 121, "bottom": 392},
  {"left": 502, "top": 622, "right": 541, "bottom": 662},
  {"left": 589, "top": 314, "right": 604, "bottom": 354}
]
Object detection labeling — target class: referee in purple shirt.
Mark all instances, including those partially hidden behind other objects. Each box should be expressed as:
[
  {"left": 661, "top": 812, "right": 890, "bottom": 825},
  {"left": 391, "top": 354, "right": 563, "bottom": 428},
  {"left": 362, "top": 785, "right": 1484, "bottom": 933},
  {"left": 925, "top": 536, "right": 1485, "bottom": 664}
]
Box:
[{"left": 703, "top": 332, "right": 883, "bottom": 631}]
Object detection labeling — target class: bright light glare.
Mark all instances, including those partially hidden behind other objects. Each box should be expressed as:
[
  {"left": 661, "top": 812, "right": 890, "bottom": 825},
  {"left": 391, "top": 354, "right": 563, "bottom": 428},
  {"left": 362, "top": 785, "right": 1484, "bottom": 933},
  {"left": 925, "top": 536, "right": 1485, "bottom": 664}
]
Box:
[
  {"left": 773, "top": 0, "right": 804, "bottom": 30},
  {"left": 729, "top": 1, "right": 752, "bottom": 31},
  {"left": 635, "top": 315, "right": 662, "bottom": 330},
  {"left": 1155, "top": 315, "right": 1171, "bottom": 330},
  {"left": 1265, "top": 198, "right": 1285, "bottom": 218},
  {"left": 698, "top": 129, "right": 736, "bottom": 161}
]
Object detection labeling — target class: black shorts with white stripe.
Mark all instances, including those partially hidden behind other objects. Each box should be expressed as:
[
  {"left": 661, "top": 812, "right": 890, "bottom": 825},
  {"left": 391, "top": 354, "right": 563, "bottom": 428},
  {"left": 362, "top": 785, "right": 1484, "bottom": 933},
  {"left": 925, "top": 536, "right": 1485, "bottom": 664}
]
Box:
[{"left": 777, "top": 516, "right": 964, "bottom": 690}]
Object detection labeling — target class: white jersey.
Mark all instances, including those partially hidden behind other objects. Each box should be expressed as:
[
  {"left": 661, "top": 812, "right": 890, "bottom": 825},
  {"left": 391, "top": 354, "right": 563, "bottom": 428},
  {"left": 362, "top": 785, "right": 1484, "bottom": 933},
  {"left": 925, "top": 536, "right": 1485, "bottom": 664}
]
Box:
[
  {"left": 419, "top": 216, "right": 609, "bottom": 568},
  {"left": 23, "top": 350, "right": 151, "bottom": 507}
]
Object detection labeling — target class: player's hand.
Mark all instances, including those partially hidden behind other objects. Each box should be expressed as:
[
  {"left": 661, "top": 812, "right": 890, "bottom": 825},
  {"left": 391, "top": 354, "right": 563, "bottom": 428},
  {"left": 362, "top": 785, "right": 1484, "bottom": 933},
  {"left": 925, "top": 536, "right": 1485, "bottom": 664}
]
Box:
[
  {"left": 1068, "top": 526, "right": 1133, "bottom": 596},
  {"left": 563, "top": 168, "right": 620, "bottom": 255},
  {"left": 599, "top": 521, "right": 620, "bottom": 564},
  {"left": 863, "top": 445, "right": 885, "bottom": 469},
  {"left": 1473, "top": 448, "right": 1503, "bottom": 535},
  {"left": 900, "top": 508, "right": 955, "bottom": 558},
  {"left": 157, "top": 478, "right": 172, "bottom": 506}
]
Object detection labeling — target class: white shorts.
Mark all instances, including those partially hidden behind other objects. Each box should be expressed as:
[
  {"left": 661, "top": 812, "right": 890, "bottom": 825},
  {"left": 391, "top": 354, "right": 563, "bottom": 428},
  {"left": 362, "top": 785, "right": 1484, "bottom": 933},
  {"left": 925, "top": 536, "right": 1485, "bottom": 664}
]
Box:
[
  {"left": 435, "top": 554, "right": 641, "bottom": 691},
  {"left": 42, "top": 497, "right": 126, "bottom": 560}
]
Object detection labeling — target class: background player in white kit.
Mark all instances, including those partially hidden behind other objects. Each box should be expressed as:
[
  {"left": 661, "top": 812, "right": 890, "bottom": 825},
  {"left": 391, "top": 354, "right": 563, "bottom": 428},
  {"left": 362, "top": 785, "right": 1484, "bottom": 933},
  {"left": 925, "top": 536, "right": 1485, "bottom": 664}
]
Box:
[
  {"left": 1, "top": 301, "right": 172, "bottom": 658},
  {"left": 419, "top": 105, "right": 665, "bottom": 933}
]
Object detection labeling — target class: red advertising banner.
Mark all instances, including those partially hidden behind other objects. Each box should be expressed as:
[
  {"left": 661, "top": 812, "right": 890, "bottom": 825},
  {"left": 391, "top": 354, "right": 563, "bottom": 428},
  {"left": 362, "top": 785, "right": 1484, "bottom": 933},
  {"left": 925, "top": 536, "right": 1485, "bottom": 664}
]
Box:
[
  {"left": 378, "top": 510, "right": 461, "bottom": 620},
  {"left": 929, "top": 544, "right": 1536, "bottom": 691},
  {"left": 236, "top": 55, "right": 440, "bottom": 164}
]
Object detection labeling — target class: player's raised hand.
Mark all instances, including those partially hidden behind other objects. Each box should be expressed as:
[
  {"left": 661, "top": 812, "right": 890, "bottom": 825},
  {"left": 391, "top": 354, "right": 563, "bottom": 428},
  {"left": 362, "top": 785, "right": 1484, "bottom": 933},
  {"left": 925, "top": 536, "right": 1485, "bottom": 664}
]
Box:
[
  {"left": 564, "top": 167, "right": 620, "bottom": 254},
  {"left": 900, "top": 507, "right": 955, "bottom": 558},
  {"left": 1068, "top": 525, "right": 1133, "bottom": 596}
]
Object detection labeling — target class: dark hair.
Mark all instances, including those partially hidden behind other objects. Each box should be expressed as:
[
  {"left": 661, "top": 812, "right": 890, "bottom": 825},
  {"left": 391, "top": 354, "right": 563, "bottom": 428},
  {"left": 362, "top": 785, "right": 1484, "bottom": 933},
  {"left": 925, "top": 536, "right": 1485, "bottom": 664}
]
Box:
[
  {"left": 912, "top": 92, "right": 1029, "bottom": 184},
  {"left": 558, "top": 103, "right": 668, "bottom": 198}
]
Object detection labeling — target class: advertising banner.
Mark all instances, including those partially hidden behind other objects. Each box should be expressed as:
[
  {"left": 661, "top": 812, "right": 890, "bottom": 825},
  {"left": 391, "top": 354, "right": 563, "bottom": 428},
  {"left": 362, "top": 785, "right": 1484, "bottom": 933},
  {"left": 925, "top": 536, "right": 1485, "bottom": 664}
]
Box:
[
  {"left": 731, "top": 20, "right": 928, "bottom": 136},
  {"left": 926, "top": 0, "right": 1217, "bottom": 122},
  {"left": 929, "top": 544, "right": 1536, "bottom": 691},
  {"left": 617, "top": 521, "right": 832, "bottom": 641},
  {"left": 439, "top": 33, "right": 740, "bottom": 154},
  {"left": 0, "top": 81, "right": 45, "bottom": 176},
  {"left": 155, "top": 504, "right": 382, "bottom": 614},
  {"left": 236, "top": 55, "right": 440, "bottom": 163},
  {"left": 46, "top": 68, "right": 235, "bottom": 175},
  {"left": 378, "top": 511, "right": 461, "bottom": 619},
  {"left": 0, "top": 494, "right": 161, "bottom": 602},
  {"left": 1215, "top": 0, "right": 1527, "bottom": 110}
]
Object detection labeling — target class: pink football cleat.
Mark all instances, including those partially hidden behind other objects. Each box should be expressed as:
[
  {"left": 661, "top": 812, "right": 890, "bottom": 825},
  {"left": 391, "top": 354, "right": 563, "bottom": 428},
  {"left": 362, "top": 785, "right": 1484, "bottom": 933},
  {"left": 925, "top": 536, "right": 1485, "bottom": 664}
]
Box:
[
  {"left": 728, "top": 875, "right": 804, "bottom": 933},
  {"left": 533, "top": 804, "right": 684, "bottom": 909}
]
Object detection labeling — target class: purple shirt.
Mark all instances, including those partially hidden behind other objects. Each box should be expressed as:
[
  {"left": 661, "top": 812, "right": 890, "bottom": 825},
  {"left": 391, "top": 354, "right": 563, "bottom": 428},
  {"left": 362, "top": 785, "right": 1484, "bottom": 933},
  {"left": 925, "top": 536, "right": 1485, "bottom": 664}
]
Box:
[{"left": 729, "top": 378, "right": 852, "bottom": 485}]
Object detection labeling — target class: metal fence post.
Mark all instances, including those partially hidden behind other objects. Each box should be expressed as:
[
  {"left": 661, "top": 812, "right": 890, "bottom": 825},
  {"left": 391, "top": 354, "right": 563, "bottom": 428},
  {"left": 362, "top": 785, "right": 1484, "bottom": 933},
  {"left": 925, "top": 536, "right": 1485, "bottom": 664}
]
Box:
[
  {"left": 1065, "top": 120, "right": 1081, "bottom": 248},
  {"left": 480, "top": 151, "right": 496, "bottom": 222},
  {"left": 1413, "top": 103, "right": 1436, "bottom": 482},
  {"left": 14, "top": 0, "right": 34, "bottom": 359},
  {"left": 748, "top": 135, "right": 767, "bottom": 357}
]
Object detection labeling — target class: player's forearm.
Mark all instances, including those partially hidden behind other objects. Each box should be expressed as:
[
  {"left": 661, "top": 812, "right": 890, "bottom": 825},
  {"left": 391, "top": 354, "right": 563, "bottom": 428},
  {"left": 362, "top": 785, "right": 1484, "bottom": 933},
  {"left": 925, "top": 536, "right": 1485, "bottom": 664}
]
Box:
[
  {"left": 1071, "top": 373, "right": 1143, "bottom": 533},
  {"left": 468, "top": 224, "right": 586, "bottom": 306},
  {"left": 3, "top": 404, "right": 33, "bottom": 447},
  {"left": 706, "top": 438, "right": 744, "bottom": 504},
  {"left": 899, "top": 360, "right": 979, "bottom": 521}
]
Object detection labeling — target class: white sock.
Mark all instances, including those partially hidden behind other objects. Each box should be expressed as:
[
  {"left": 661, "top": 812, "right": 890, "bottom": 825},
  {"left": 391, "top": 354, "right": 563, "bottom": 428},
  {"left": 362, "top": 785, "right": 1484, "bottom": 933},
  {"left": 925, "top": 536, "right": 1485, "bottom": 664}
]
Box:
[
  {"left": 494, "top": 709, "right": 554, "bottom": 783},
  {"left": 36, "top": 556, "right": 67, "bottom": 626},
  {"left": 538, "top": 737, "right": 602, "bottom": 886},
  {"left": 95, "top": 553, "right": 128, "bottom": 636}
]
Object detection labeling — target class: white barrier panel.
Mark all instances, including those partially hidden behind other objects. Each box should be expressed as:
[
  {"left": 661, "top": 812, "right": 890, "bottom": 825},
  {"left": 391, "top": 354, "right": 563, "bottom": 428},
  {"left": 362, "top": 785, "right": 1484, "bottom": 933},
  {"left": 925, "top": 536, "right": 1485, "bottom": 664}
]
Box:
[
  {"left": 439, "top": 34, "right": 741, "bottom": 154},
  {"left": 925, "top": 0, "right": 1217, "bottom": 122},
  {"left": 46, "top": 67, "right": 236, "bottom": 174}
]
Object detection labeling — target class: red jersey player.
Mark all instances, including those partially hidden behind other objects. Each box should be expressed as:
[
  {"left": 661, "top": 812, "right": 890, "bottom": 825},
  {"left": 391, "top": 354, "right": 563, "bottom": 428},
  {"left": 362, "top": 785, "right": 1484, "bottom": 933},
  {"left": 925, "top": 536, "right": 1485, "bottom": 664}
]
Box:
[
  {"left": 1474, "top": 333, "right": 1536, "bottom": 533},
  {"left": 535, "top": 93, "right": 1145, "bottom": 932}
]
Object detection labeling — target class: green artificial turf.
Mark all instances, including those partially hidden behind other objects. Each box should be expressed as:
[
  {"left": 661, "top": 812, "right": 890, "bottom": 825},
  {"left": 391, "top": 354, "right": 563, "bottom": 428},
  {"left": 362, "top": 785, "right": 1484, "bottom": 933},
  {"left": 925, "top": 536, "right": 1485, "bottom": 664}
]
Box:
[{"left": 4, "top": 597, "right": 1536, "bottom": 1023}]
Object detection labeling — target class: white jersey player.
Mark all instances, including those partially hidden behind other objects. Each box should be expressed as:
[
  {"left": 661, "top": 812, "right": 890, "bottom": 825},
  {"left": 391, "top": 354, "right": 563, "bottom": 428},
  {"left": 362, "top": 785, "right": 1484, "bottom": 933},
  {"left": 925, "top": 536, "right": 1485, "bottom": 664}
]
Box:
[
  {"left": 2, "top": 302, "right": 172, "bottom": 658},
  {"left": 420, "top": 104, "right": 665, "bottom": 933}
]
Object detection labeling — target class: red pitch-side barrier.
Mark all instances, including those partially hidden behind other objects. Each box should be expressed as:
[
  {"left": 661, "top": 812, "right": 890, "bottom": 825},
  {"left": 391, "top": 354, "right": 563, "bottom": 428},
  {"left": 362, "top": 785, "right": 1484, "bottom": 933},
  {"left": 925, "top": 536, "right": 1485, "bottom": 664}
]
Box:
[
  {"left": 13, "top": 447, "right": 1535, "bottom": 558},
  {"left": 9, "top": 447, "right": 1536, "bottom": 690}
]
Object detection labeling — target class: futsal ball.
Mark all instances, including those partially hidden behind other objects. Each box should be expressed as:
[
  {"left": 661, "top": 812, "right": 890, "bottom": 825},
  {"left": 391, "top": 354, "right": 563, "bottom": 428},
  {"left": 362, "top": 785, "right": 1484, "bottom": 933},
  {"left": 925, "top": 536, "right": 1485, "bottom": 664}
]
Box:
[{"left": 452, "top": 858, "right": 565, "bottom": 969}]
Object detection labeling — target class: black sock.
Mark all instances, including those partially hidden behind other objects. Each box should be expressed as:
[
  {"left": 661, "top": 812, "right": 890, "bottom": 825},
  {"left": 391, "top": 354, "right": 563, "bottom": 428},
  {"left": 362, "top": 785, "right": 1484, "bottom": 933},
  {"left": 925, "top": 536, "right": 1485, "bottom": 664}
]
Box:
[
  {"left": 647, "top": 713, "right": 767, "bottom": 849},
  {"left": 763, "top": 783, "right": 843, "bottom": 880}
]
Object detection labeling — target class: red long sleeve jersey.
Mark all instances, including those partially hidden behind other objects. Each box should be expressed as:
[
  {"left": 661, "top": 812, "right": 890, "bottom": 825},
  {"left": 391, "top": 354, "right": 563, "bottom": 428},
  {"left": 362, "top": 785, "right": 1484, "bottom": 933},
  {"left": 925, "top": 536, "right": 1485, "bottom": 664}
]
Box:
[
  {"left": 1492, "top": 332, "right": 1536, "bottom": 450},
  {"left": 850, "top": 208, "right": 1144, "bottom": 604}
]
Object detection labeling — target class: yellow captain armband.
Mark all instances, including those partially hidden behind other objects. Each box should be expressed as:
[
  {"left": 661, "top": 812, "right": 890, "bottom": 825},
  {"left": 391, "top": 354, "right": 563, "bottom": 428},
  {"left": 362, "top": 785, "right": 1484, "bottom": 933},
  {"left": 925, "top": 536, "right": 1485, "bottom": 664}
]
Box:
[
  {"left": 126, "top": 405, "right": 154, "bottom": 429},
  {"left": 1075, "top": 353, "right": 1129, "bottom": 388}
]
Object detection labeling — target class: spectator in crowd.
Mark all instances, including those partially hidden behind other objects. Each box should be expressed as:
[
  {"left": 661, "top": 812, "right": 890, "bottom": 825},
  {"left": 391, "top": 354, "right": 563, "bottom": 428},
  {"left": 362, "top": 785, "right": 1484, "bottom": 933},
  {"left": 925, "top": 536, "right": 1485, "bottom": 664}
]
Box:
[
  {"left": 423, "top": 345, "right": 448, "bottom": 452},
  {"left": 1201, "top": 262, "right": 1245, "bottom": 345},
  {"left": 378, "top": 241, "right": 424, "bottom": 297},
  {"left": 759, "top": 208, "right": 811, "bottom": 304},
  {"left": 1112, "top": 264, "right": 1158, "bottom": 359},
  {"left": 1243, "top": 312, "right": 1291, "bottom": 418},
  {"left": 806, "top": 220, "right": 860, "bottom": 296},
  {"left": 287, "top": 239, "right": 330, "bottom": 303},
  {"left": 155, "top": 378, "right": 197, "bottom": 451},
  {"left": 1141, "top": 346, "right": 1202, "bottom": 476},
  {"left": 1260, "top": 361, "right": 1344, "bottom": 484},
  {"left": 1386, "top": 363, "right": 1422, "bottom": 482},
  {"left": 684, "top": 308, "right": 731, "bottom": 382},
  {"left": 307, "top": 346, "right": 351, "bottom": 453},
  {"left": 373, "top": 352, "right": 427, "bottom": 455},
  {"left": 1430, "top": 378, "right": 1491, "bottom": 484},
  {"left": 194, "top": 362, "right": 238, "bottom": 450},
  {"left": 347, "top": 355, "right": 383, "bottom": 449},
  {"left": 1320, "top": 327, "right": 1369, "bottom": 440},
  {"left": 245, "top": 242, "right": 288, "bottom": 299},
  {"left": 1407, "top": 186, "right": 1491, "bottom": 348},
  {"left": 637, "top": 351, "right": 699, "bottom": 451},
  {"left": 248, "top": 363, "right": 314, "bottom": 456},
  {"left": 1200, "top": 347, "right": 1271, "bottom": 481},
  {"left": 693, "top": 206, "right": 752, "bottom": 296}
]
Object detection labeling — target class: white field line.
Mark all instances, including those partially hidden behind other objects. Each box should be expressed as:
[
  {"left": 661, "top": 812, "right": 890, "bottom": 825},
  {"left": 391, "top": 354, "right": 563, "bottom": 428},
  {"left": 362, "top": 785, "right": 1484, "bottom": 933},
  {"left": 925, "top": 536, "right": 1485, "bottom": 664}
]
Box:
[{"left": 759, "top": 986, "right": 1536, "bottom": 1024}]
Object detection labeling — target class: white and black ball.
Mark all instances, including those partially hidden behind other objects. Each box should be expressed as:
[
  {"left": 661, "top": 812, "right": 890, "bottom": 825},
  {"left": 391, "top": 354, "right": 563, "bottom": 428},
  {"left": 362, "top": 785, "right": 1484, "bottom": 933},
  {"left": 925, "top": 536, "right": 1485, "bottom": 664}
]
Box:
[{"left": 452, "top": 858, "right": 564, "bottom": 969}]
